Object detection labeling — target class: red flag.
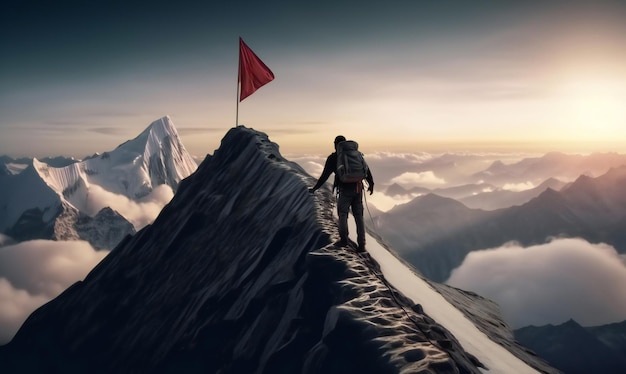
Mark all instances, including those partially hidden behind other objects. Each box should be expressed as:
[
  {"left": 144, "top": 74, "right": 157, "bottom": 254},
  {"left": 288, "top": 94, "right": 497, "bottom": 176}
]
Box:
[{"left": 238, "top": 38, "right": 275, "bottom": 101}]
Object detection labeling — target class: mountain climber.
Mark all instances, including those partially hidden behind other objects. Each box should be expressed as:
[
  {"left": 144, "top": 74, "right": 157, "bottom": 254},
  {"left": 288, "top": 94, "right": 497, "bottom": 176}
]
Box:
[{"left": 309, "top": 135, "right": 374, "bottom": 252}]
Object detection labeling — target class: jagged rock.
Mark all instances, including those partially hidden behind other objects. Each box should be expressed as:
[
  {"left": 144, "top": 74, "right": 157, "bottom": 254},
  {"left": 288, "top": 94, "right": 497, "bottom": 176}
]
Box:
[{"left": 75, "top": 207, "right": 136, "bottom": 250}]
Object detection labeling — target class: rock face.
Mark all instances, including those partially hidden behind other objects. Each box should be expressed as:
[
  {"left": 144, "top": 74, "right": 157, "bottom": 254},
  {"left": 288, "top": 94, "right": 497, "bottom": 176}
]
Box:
[
  {"left": 0, "top": 126, "right": 555, "bottom": 373},
  {"left": 74, "top": 207, "right": 137, "bottom": 250},
  {"left": 515, "top": 320, "right": 626, "bottom": 374},
  {"left": 5, "top": 201, "right": 135, "bottom": 250},
  {"left": 0, "top": 163, "right": 10, "bottom": 176}
]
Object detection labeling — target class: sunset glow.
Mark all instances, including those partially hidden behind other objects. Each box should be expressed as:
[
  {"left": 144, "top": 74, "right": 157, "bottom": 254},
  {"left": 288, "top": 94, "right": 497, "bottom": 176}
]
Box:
[
  {"left": 558, "top": 77, "right": 626, "bottom": 139},
  {"left": 1, "top": 1, "right": 625, "bottom": 157}
]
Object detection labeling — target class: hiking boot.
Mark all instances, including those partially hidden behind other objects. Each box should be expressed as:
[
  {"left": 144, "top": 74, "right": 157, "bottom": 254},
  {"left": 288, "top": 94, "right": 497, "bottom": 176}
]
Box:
[{"left": 357, "top": 244, "right": 366, "bottom": 253}]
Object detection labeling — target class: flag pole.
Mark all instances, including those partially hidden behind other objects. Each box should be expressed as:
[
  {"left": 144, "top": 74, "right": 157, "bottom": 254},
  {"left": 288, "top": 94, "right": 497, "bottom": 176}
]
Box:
[
  {"left": 236, "top": 83, "right": 240, "bottom": 127},
  {"left": 236, "top": 42, "right": 240, "bottom": 127}
]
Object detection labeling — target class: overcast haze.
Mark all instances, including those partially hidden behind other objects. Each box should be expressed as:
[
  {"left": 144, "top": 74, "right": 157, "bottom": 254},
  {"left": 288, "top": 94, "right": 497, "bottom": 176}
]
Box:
[{"left": 2, "top": 0, "right": 626, "bottom": 157}]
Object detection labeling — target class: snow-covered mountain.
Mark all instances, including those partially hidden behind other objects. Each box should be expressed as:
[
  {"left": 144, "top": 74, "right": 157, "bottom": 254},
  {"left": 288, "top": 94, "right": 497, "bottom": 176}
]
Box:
[
  {"left": 0, "top": 126, "right": 557, "bottom": 373},
  {"left": 0, "top": 155, "right": 78, "bottom": 176},
  {"left": 0, "top": 116, "right": 198, "bottom": 249}
]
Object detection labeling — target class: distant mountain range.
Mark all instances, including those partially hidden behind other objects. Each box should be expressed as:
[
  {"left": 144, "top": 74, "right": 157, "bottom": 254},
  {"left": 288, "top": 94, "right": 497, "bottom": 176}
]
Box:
[
  {"left": 0, "top": 116, "right": 198, "bottom": 249},
  {"left": 384, "top": 178, "right": 568, "bottom": 211},
  {"left": 473, "top": 151, "right": 626, "bottom": 186},
  {"left": 373, "top": 165, "right": 626, "bottom": 282},
  {"left": 370, "top": 151, "right": 626, "bottom": 194},
  {"left": 0, "top": 155, "right": 79, "bottom": 170},
  {"left": 515, "top": 319, "right": 626, "bottom": 374},
  {"left": 458, "top": 178, "right": 567, "bottom": 210}
]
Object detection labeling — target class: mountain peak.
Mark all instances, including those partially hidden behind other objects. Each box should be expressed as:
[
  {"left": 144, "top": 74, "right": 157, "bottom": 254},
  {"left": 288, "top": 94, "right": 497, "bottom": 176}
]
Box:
[
  {"left": 0, "top": 126, "right": 555, "bottom": 374},
  {"left": 488, "top": 159, "right": 506, "bottom": 168},
  {"left": 385, "top": 182, "right": 409, "bottom": 196},
  {"left": 515, "top": 318, "right": 626, "bottom": 374},
  {"left": 414, "top": 193, "right": 469, "bottom": 210},
  {"left": 116, "top": 115, "right": 178, "bottom": 153},
  {"left": 602, "top": 164, "right": 626, "bottom": 181},
  {"left": 0, "top": 117, "right": 197, "bottom": 247},
  {"left": 525, "top": 187, "right": 570, "bottom": 212},
  {"left": 146, "top": 115, "right": 179, "bottom": 141}
]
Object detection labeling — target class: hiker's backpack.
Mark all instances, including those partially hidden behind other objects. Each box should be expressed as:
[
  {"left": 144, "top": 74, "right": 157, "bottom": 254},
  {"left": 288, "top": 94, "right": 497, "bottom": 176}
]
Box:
[{"left": 336, "top": 140, "right": 368, "bottom": 183}]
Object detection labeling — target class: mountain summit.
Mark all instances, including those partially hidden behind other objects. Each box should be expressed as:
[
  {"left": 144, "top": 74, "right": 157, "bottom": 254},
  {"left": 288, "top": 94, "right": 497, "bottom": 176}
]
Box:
[
  {"left": 0, "top": 126, "right": 556, "bottom": 373},
  {"left": 34, "top": 115, "right": 197, "bottom": 203},
  {"left": 0, "top": 116, "right": 197, "bottom": 249}
]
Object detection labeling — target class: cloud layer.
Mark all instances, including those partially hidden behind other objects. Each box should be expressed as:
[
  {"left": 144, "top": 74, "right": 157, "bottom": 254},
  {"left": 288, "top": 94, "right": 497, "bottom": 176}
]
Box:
[
  {"left": 502, "top": 181, "right": 535, "bottom": 192},
  {"left": 447, "top": 238, "right": 626, "bottom": 328},
  {"left": 390, "top": 171, "right": 446, "bottom": 189},
  {"left": 0, "top": 182, "right": 173, "bottom": 344},
  {"left": 0, "top": 240, "right": 108, "bottom": 344},
  {"left": 83, "top": 184, "right": 174, "bottom": 230}
]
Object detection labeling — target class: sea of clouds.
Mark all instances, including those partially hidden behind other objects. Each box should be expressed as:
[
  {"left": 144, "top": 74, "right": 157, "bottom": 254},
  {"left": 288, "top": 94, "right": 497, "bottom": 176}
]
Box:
[
  {"left": 0, "top": 238, "right": 108, "bottom": 344},
  {"left": 447, "top": 238, "right": 626, "bottom": 328},
  {"left": 0, "top": 183, "right": 174, "bottom": 344}
]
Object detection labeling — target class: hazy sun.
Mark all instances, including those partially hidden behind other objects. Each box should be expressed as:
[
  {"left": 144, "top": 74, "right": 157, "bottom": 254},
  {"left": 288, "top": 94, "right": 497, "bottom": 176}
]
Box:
[{"left": 557, "top": 77, "right": 626, "bottom": 139}]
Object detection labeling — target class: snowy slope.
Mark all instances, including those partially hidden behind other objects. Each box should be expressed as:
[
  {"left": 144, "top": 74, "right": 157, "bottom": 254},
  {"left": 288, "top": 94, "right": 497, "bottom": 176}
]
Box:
[
  {"left": 5, "top": 163, "right": 28, "bottom": 175},
  {"left": 361, "top": 224, "right": 544, "bottom": 373},
  {"left": 0, "top": 162, "right": 63, "bottom": 232},
  {"left": 0, "top": 126, "right": 556, "bottom": 373},
  {"left": 33, "top": 115, "right": 198, "bottom": 210},
  {"left": 0, "top": 116, "right": 197, "bottom": 235}
]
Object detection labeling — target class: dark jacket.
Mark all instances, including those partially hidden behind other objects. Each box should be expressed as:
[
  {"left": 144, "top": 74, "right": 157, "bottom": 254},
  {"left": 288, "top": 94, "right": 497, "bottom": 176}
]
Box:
[{"left": 312, "top": 152, "right": 374, "bottom": 193}]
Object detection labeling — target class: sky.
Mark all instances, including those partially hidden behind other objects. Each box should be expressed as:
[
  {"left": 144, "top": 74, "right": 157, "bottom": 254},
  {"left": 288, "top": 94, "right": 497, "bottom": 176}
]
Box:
[{"left": 2, "top": 0, "right": 626, "bottom": 158}]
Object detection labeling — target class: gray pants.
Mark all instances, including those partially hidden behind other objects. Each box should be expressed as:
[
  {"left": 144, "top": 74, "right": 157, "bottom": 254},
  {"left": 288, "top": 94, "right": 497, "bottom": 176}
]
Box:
[{"left": 337, "top": 187, "right": 366, "bottom": 246}]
